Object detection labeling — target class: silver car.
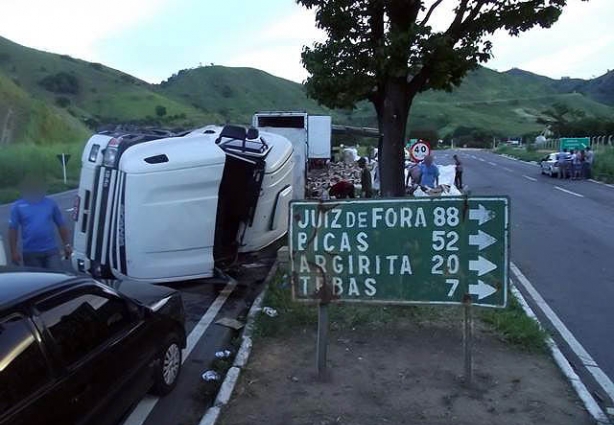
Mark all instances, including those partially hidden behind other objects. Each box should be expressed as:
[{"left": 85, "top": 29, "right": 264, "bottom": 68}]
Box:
[{"left": 540, "top": 152, "right": 560, "bottom": 177}]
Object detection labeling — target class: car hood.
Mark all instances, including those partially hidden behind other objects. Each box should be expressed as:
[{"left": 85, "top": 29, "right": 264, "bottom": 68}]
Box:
[{"left": 101, "top": 279, "right": 178, "bottom": 307}]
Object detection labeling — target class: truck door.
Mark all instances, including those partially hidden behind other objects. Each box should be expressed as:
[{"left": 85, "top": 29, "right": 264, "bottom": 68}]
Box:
[
  {"left": 213, "top": 154, "right": 265, "bottom": 266},
  {"left": 307, "top": 115, "right": 332, "bottom": 159}
]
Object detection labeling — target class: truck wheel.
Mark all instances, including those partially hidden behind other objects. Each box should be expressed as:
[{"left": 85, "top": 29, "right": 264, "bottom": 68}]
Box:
[{"left": 152, "top": 333, "right": 182, "bottom": 396}]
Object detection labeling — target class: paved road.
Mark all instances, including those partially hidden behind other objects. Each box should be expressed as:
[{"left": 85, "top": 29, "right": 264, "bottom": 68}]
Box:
[{"left": 437, "top": 149, "right": 614, "bottom": 408}]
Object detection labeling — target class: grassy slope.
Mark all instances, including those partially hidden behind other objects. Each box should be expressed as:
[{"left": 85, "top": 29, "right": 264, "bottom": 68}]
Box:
[
  {"left": 0, "top": 36, "right": 218, "bottom": 132},
  {"left": 161, "top": 64, "right": 612, "bottom": 137},
  {"left": 158, "top": 66, "right": 338, "bottom": 124},
  {"left": 0, "top": 71, "right": 90, "bottom": 145}
]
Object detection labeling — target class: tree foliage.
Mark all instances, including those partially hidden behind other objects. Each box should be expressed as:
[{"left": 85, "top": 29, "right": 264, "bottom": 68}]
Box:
[
  {"left": 538, "top": 103, "right": 614, "bottom": 136},
  {"left": 298, "top": 0, "right": 580, "bottom": 195},
  {"left": 155, "top": 105, "right": 167, "bottom": 117},
  {"left": 38, "top": 72, "right": 80, "bottom": 95}
]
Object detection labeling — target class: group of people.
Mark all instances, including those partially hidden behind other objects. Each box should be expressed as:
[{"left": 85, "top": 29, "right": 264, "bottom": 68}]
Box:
[
  {"left": 556, "top": 147, "right": 594, "bottom": 180},
  {"left": 327, "top": 152, "right": 462, "bottom": 200}
]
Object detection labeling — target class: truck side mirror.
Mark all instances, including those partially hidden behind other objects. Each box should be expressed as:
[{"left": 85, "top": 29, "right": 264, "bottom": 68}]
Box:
[{"left": 246, "top": 127, "right": 259, "bottom": 140}]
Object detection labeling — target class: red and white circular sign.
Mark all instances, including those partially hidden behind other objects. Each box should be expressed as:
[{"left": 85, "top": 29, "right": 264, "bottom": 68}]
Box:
[{"left": 410, "top": 141, "right": 431, "bottom": 162}]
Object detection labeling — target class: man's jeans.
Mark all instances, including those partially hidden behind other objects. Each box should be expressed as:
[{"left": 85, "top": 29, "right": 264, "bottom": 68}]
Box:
[{"left": 22, "top": 250, "right": 62, "bottom": 270}]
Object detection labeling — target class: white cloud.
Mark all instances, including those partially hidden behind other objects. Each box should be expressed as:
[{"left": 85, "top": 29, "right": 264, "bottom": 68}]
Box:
[
  {"left": 257, "top": 8, "right": 325, "bottom": 45},
  {"left": 0, "top": 0, "right": 169, "bottom": 61},
  {"left": 223, "top": 8, "right": 325, "bottom": 82}
]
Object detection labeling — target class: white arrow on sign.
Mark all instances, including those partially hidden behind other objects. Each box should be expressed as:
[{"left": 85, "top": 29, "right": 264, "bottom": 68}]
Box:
[
  {"left": 469, "top": 280, "right": 497, "bottom": 300},
  {"left": 469, "top": 230, "right": 497, "bottom": 251},
  {"left": 469, "top": 204, "right": 495, "bottom": 226},
  {"left": 469, "top": 256, "right": 497, "bottom": 276}
]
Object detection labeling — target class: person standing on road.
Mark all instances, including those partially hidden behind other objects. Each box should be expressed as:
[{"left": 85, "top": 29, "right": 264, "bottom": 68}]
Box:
[
  {"left": 585, "top": 147, "right": 594, "bottom": 179},
  {"left": 557, "top": 148, "right": 568, "bottom": 179},
  {"left": 357, "top": 157, "right": 373, "bottom": 198},
  {"left": 8, "top": 175, "right": 72, "bottom": 269},
  {"left": 419, "top": 155, "right": 440, "bottom": 189},
  {"left": 453, "top": 154, "right": 463, "bottom": 190},
  {"left": 571, "top": 150, "right": 582, "bottom": 180}
]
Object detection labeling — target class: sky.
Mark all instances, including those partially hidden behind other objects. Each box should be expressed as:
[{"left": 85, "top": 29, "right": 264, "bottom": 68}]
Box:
[{"left": 0, "top": 0, "right": 612, "bottom": 84}]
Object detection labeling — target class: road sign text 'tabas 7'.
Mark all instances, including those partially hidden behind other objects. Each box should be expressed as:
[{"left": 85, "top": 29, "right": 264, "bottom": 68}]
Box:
[{"left": 289, "top": 197, "right": 509, "bottom": 308}]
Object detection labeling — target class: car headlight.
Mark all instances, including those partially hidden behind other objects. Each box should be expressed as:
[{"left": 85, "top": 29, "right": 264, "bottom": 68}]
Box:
[{"left": 88, "top": 144, "right": 101, "bottom": 162}]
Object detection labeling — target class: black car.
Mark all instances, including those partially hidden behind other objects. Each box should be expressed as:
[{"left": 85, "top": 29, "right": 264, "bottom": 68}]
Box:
[{"left": 0, "top": 269, "right": 186, "bottom": 425}]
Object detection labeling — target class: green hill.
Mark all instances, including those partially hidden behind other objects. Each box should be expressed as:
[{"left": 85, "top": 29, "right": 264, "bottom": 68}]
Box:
[
  {"left": 0, "top": 70, "right": 89, "bottom": 145},
  {"left": 158, "top": 66, "right": 335, "bottom": 123},
  {"left": 0, "top": 35, "right": 217, "bottom": 144},
  {"left": 160, "top": 65, "right": 614, "bottom": 138},
  {"left": 1, "top": 34, "right": 613, "bottom": 146}
]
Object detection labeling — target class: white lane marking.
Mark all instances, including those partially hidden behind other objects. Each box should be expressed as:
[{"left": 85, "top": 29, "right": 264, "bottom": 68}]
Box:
[
  {"left": 589, "top": 179, "right": 614, "bottom": 189},
  {"left": 65, "top": 208, "right": 75, "bottom": 212},
  {"left": 122, "top": 280, "right": 237, "bottom": 425},
  {"left": 523, "top": 175, "right": 537, "bottom": 182},
  {"left": 478, "top": 158, "right": 486, "bottom": 162},
  {"left": 554, "top": 186, "right": 585, "bottom": 198},
  {"left": 510, "top": 285, "right": 610, "bottom": 424},
  {"left": 502, "top": 167, "right": 513, "bottom": 172},
  {"left": 487, "top": 161, "right": 497, "bottom": 166},
  {"left": 511, "top": 262, "right": 614, "bottom": 404}
]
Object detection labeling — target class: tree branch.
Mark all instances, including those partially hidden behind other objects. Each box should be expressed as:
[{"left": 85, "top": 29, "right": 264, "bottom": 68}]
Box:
[{"left": 420, "top": 0, "right": 445, "bottom": 27}]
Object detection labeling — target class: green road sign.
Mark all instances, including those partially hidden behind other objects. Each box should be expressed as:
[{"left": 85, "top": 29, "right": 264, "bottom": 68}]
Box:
[
  {"left": 289, "top": 197, "right": 509, "bottom": 308},
  {"left": 560, "top": 137, "right": 590, "bottom": 151}
]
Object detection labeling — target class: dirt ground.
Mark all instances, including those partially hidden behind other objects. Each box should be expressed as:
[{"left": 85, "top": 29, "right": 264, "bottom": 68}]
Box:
[{"left": 219, "top": 319, "right": 593, "bottom": 425}]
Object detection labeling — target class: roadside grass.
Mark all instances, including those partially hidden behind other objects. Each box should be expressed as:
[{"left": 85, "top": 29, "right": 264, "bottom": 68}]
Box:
[
  {"left": 494, "top": 144, "right": 550, "bottom": 163},
  {"left": 0, "top": 142, "right": 83, "bottom": 204},
  {"left": 480, "top": 293, "right": 547, "bottom": 353},
  {"left": 254, "top": 270, "right": 449, "bottom": 338},
  {"left": 593, "top": 145, "right": 614, "bottom": 183},
  {"left": 256, "top": 269, "right": 548, "bottom": 354}
]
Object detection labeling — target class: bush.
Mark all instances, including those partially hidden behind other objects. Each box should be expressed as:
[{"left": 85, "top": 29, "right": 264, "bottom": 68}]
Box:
[
  {"left": 39, "top": 72, "right": 80, "bottom": 94},
  {"left": 55, "top": 96, "right": 71, "bottom": 108},
  {"left": 90, "top": 63, "right": 104, "bottom": 71},
  {"left": 593, "top": 146, "right": 614, "bottom": 183},
  {"left": 221, "top": 85, "right": 233, "bottom": 98},
  {"left": 155, "top": 105, "right": 167, "bottom": 117}
]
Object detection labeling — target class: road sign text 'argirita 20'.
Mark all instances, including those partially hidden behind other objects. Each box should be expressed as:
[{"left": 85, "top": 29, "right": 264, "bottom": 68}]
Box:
[{"left": 289, "top": 197, "right": 509, "bottom": 308}]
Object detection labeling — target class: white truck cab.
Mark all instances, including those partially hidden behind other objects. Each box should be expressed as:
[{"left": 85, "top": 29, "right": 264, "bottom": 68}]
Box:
[{"left": 72, "top": 125, "right": 294, "bottom": 282}]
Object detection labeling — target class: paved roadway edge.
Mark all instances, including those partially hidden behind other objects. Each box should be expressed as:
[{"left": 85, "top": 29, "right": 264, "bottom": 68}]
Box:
[
  {"left": 510, "top": 283, "right": 611, "bottom": 424},
  {"left": 198, "top": 260, "right": 279, "bottom": 425}
]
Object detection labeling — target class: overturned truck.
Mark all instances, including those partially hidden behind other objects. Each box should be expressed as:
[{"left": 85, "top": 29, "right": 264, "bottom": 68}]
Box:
[{"left": 72, "top": 125, "right": 294, "bottom": 282}]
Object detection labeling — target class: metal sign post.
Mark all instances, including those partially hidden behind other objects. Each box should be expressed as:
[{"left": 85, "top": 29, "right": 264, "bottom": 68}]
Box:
[
  {"left": 56, "top": 153, "right": 71, "bottom": 184},
  {"left": 463, "top": 294, "right": 473, "bottom": 386},
  {"left": 316, "top": 302, "right": 329, "bottom": 380}
]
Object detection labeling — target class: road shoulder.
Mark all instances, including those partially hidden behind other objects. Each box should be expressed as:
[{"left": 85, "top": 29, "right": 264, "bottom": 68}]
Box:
[{"left": 216, "top": 272, "right": 594, "bottom": 425}]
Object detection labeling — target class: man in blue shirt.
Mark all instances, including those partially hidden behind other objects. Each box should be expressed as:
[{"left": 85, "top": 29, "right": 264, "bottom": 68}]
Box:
[
  {"left": 419, "top": 155, "right": 440, "bottom": 189},
  {"left": 8, "top": 176, "right": 72, "bottom": 269}
]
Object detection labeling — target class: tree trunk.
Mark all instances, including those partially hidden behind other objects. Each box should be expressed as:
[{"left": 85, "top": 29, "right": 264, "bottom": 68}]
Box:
[{"left": 379, "top": 78, "right": 413, "bottom": 197}]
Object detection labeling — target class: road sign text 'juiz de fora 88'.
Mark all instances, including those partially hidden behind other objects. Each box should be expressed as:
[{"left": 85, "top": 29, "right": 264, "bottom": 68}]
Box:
[{"left": 290, "top": 197, "right": 510, "bottom": 308}]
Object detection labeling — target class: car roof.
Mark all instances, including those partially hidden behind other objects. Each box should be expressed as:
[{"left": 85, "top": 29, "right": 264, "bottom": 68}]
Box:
[{"left": 0, "top": 269, "right": 80, "bottom": 310}]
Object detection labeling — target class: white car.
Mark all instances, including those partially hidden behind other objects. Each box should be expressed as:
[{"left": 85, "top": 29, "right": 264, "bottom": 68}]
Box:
[
  {"left": 0, "top": 235, "right": 7, "bottom": 266},
  {"left": 540, "top": 152, "right": 560, "bottom": 177}
]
